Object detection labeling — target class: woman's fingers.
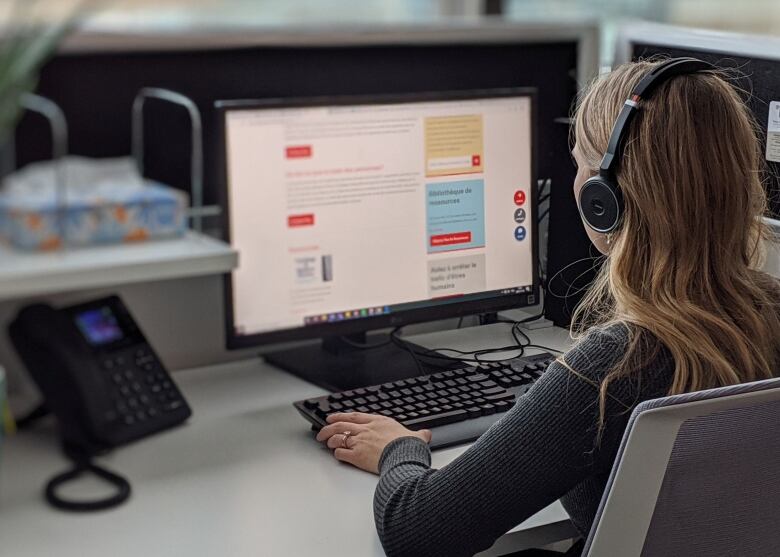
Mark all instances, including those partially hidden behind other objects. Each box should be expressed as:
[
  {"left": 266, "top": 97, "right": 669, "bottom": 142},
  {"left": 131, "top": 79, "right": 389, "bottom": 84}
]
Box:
[
  {"left": 333, "top": 448, "right": 357, "bottom": 466},
  {"left": 326, "top": 432, "right": 357, "bottom": 450},
  {"left": 316, "top": 421, "right": 364, "bottom": 442},
  {"left": 326, "top": 412, "right": 375, "bottom": 424},
  {"left": 335, "top": 445, "right": 378, "bottom": 474}
]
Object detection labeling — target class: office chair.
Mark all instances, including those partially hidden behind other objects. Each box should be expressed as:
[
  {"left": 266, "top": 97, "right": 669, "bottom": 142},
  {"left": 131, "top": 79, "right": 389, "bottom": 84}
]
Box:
[{"left": 582, "top": 376, "right": 780, "bottom": 556}]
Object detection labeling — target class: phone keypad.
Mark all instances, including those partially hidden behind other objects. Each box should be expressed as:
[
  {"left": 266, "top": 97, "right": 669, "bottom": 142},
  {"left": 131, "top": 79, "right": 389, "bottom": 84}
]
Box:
[{"left": 104, "top": 345, "right": 188, "bottom": 427}]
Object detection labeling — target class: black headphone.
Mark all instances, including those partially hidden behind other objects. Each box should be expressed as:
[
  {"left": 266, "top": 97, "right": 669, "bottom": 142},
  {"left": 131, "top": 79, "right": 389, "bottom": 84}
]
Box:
[{"left": 577, "top": 57, "right": 714, "bottom": 233}]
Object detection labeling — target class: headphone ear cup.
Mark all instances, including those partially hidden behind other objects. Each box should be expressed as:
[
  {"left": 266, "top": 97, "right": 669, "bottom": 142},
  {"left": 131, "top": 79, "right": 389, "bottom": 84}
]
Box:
[{"left": 578, "top": 176, "right": 623, "bottom": 233}]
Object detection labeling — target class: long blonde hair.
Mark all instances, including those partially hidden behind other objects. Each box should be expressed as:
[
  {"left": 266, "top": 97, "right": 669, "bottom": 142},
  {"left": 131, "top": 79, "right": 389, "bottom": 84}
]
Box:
[{"left": 571, "top": 60, "right": 780, "bottom": 426}]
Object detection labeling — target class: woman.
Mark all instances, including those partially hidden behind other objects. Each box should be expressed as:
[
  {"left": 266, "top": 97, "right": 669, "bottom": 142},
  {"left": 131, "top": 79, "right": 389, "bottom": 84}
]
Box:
[{"left": 316, "top": 59, "right": 780, "bottom": 557}]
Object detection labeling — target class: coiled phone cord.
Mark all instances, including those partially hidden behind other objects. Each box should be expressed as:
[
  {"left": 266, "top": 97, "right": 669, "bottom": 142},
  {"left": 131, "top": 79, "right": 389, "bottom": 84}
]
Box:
[
  {"left": 44, "top": 447, "right": 132, "bottom": 512},
  {"left": 18, "top": 403, "right": 132, "bottom": 511}
]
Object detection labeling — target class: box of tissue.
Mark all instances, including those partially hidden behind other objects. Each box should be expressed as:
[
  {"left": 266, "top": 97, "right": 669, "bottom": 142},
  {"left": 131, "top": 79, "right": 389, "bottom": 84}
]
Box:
[{"left": 0, "top": 157, "right": 188, "bottom": 250}]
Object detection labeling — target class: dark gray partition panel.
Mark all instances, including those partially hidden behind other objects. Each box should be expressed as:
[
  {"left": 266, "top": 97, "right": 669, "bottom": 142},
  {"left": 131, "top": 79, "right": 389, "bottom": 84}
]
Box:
[
  {"left": 631, "top": 43, "right": 780, "bottom": 220},
  {"left": 15, "top": 27, "right": 596, "bottom": 327}
]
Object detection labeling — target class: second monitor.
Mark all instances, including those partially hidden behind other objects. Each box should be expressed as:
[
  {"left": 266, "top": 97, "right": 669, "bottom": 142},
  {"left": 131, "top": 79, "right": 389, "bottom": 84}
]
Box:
[{"left": 218, "top": 90, "right": 538, "bottom": 388}]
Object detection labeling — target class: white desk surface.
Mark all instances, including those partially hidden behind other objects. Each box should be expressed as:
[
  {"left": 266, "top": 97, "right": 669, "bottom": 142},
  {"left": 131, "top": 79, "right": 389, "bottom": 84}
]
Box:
[{"left": 0, "top": 324, "right": 576, "bottom": 557}]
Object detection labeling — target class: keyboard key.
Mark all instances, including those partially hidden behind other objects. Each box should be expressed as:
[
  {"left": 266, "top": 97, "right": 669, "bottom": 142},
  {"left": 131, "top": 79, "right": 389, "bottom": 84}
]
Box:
[
  {"left": 484, "top": 392, "right": 515, "bottom": 403},
  {"left": 402, "top": 409, "right": 467, "bottom": 429},
  {"left": 163, "top": 401, "right": 183, "bottom": 412},
  {"left": 481, "top": 387, "right": 505, "bottom": 396}
]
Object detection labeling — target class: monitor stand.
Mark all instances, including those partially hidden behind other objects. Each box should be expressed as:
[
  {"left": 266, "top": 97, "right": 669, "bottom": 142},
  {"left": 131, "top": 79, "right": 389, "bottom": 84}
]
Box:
[{"left": 263, "top": 332, "right": 460, "bottom": 392}]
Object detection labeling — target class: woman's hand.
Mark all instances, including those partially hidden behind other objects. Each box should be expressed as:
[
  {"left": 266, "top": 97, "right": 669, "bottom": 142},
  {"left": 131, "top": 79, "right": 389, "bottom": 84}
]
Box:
[{"left": 316, "top": 412, "right": 432, "bottom": 474}]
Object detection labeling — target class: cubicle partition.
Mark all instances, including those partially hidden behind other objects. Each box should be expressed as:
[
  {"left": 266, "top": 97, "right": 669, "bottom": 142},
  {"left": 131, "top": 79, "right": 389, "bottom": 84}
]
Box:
[{"left": 16, "top": 22, "right": 599, "bottom": 324}]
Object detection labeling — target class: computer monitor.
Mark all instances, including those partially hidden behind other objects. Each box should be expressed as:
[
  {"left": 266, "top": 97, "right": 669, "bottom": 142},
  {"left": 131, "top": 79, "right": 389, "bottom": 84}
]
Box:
[
  {"left": 218, "top": 89, "right": 537, "bottom": 388},
  {"left": 614, "top": 21, "right": 780, "bottom": 230}
]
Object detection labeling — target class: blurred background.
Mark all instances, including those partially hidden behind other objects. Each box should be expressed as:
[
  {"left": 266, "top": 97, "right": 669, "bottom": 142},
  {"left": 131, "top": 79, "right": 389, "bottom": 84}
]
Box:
[
  {"left": 80, "top": 0, "right": 780, "bottom": 34},
  {"left": 24, "top": 0, "right": 779, "bottom": 67}
]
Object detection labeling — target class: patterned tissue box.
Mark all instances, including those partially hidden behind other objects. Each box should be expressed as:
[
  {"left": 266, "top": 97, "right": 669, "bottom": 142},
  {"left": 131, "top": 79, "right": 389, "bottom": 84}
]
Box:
[{"left": 0, "top": 157, "right": 189, "bottom": 251}]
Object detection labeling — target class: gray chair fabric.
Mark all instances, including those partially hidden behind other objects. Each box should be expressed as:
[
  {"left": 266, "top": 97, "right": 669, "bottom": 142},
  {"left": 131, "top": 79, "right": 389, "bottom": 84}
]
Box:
[{"left": 582, "top": 377, "right": 780, "bottom": 557}]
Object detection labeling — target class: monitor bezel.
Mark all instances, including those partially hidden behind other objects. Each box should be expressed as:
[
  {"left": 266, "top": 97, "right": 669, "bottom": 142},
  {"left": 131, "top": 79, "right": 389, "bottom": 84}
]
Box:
[{"left": 216, "top": 88, "right": 539, "bottom": 349}]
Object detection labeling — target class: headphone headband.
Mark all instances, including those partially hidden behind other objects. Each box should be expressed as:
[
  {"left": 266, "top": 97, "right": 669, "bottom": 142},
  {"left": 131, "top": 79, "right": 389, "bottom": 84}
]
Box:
[
  {"left": 599, "top": 57, "right": 714, "bottom": 175},
  {"left": 578, "top": 57, "right": 715, "bottom": 234}
]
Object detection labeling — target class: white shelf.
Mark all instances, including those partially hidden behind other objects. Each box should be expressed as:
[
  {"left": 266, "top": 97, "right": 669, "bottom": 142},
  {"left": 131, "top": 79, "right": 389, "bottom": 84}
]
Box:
[{"left": 0, "top": 231, "right": 238, "bottom": 301}]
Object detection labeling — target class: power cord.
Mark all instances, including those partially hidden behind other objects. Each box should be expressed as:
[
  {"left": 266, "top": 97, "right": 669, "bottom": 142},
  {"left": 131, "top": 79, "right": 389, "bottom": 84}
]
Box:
[{"left": 390, "top": 316, "right": 564, "bottom": 370}]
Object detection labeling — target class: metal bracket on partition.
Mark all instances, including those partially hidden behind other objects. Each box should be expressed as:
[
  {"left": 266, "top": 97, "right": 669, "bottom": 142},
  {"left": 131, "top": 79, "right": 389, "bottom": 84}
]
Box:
[
  {"left": 132, "top": 87, "right": 219, "bottom": 233},
  {"left": 18, "top": 93, "right": 70, "bottom": 243}
]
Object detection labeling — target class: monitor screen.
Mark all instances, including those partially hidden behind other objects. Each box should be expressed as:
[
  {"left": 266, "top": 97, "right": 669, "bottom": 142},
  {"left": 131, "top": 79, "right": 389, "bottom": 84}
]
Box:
[{"left": 220, "top": 90, "right": 537, "bottom": 346}]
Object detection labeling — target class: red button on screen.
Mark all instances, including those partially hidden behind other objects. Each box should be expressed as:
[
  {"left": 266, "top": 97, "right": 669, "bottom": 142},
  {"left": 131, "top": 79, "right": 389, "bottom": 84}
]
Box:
[
  {"left": 285, "top": 145, "right": 312, "bottom": 159},
  {"left": 288, "top": 214, "right": 315, "bottom": 227},
  {"left": 430, "top": 231, "right": 472, "bottom": 247}
]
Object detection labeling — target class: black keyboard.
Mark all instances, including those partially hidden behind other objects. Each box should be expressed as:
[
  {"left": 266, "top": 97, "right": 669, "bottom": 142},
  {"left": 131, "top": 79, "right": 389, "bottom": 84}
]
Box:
[{"left": 294, "top": 351, "right": 556, "bottom": 449}]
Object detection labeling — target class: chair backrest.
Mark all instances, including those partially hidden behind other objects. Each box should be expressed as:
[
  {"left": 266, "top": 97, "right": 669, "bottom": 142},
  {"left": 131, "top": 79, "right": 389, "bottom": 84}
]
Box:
[{"left": 582, "top": 377, "right": 780, "bottom": 557}]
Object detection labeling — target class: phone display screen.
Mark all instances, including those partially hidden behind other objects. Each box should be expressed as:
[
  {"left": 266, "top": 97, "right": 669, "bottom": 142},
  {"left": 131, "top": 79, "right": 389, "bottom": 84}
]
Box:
[{"left": 75, "top": 306, "right": 125, "bottom": 346}]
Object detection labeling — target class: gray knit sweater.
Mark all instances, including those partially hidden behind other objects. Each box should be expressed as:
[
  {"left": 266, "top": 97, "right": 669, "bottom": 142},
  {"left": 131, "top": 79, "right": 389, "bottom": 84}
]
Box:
[{"left": 373, "top": 323, "right": 674, "bottom": 557}]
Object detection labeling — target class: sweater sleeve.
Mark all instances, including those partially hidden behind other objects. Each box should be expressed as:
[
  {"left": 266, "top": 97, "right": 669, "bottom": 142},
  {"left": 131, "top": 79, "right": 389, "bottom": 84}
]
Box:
[{"left": 373, "top": 326, "right": 632, "bottom": 557}]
